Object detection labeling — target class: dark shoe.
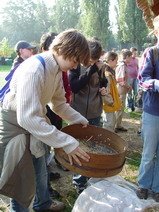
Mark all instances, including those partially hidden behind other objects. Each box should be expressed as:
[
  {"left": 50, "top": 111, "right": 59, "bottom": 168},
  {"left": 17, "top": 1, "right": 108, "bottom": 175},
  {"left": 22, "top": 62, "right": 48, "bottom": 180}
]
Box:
[
  {"left": 153, "top": 193, "right": 159, "bottom": 202},
  {"left": 137, "top": 130, "right": 141, "bottom": 135},
  {"left": 74, "top": 185, "right": 86, "bottom": 194},
  {"left": 46, "top": 200, "right": 65, "bottom": 211},
  {"left": 115, "top": 127, "right": 128, "bottom": 133},
  {"left": 131, "top": 106, "right": 135, "bottom": 112},
  {"left": 136, "top": 188, "right": 148, "bottom": 200},
  {"left": 49, "top": 187, "right": 61, "bottom": 199},
  {"left": 50, "top": 172, "right": 61, "bottom": 181},
  {"left": 34, "top": 200, "right": 65, "bottom": 211}
]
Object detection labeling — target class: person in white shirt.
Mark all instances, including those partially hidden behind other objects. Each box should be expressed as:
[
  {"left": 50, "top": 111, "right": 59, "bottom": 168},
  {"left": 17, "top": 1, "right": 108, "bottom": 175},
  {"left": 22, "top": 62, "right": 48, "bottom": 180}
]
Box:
[{"left": 0, "top": 29, "right": 90, "bottom": 212}]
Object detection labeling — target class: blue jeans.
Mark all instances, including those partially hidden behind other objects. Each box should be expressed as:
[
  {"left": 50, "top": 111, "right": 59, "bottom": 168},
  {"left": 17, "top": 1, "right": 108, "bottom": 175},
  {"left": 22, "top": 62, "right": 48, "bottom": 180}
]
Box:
[
  {"left": 10, "top": 155, "right": 52, "bottom": 212},
  {"left": 127, "top": 78, "right": 137, "bottom": 110},
  {"left": 73, "top": 117, "right": 101, "bottom": 188},
  {"left": 88, "top": 117, "right": 101, "bottom": 127},
  {"left": 138, "top": 112, "right": 159, "bottom": 192}
]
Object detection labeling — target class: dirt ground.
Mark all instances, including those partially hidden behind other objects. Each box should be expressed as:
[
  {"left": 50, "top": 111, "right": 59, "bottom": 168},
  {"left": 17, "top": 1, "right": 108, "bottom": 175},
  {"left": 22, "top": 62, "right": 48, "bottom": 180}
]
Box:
[
  {"left": 0, "top": 112, "right": 143, "bottom": 211},
  {"left": 119, "top": 113, "right": 142, "bottom": 152}
]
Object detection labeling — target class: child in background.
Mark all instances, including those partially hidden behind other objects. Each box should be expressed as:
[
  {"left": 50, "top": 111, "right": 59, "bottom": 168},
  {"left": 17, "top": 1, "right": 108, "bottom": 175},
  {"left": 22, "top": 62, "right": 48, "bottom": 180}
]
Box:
[
  {"left": 115, "top": 49, "right": 132, "bottom": 133},
  {"left": 127, "top": 47, "right": 139, "bottom": 112},
  {"left": 102, "top": 52, "right": 122, "bottom": 131}
]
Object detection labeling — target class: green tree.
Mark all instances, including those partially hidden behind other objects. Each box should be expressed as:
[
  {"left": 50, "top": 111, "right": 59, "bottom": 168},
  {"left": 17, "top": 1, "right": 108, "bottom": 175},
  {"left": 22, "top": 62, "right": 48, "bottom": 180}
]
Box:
[
  {"left": 51, "top": 0, "right": 80, "bottom": 32},
  {"left": 0, "top": 0, "right": 52, "bottom": 46},
  {"left": 117, "top": 0, "right": 148, "bottom": 50},
  {"left": 116, "top": 0, "right": 127, "bottom": 48},
  {"left": 34, "top": 0, "right": 53, "bottom": 36},
  {"left": 1, "top": 0, "right": 37, "bottom": 44},
  {"left": 80, "top": 0, "right": 113, "bottom": 50},
  {"left": 0, "top": 37, "right": 13, "bottom": 57}
]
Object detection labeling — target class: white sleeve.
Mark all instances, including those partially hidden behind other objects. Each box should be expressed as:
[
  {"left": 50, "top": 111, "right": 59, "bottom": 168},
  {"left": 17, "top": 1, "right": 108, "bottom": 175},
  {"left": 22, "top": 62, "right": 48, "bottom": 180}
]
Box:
[{"left": 16, "top": 72, "right": 78, "bottom": 154}]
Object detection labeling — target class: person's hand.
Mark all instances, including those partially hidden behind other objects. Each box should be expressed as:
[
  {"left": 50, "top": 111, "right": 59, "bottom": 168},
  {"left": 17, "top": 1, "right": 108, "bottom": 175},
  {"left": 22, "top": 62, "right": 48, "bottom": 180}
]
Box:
[
  {"left": 81, "top": 121, "right": 88, "bottom": 128},
  {"left": 71, "top": 116, "right": 89, "bottom": 128},
  {"left": 99, "top": 87, "right": 107, "bottom": 96},
  {"left": 96, "top": 60, "right": 104, "bottom": 70},
  {"left": 68, "top": 146, "right": 90, "bottom": 166}
]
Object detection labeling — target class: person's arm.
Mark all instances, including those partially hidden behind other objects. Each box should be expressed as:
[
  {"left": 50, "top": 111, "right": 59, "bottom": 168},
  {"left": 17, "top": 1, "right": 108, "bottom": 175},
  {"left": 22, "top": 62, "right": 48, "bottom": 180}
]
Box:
[
  {"left": 116, "top": 63, "right": 127, "bottom": 86},
  {"left": 136, "top": 57, "right": 139, "bottom": 71},
  {"left": 16, "top": 71, "right": 76, "bottom": 153},
  {"left": 69, "top": 64, "right": 97, "bottom": 93},
  {"left": 16, "top": 67, "right": 88, "bottom": 155},
  {"left": 138, "top": 47, "right": 159, "bottom": 92},
  {"left": 105, "top": 73, "right": 111, "bottom": 94},
  {"left": 116, "top": 63, "right": 131, "bottom": 91}
]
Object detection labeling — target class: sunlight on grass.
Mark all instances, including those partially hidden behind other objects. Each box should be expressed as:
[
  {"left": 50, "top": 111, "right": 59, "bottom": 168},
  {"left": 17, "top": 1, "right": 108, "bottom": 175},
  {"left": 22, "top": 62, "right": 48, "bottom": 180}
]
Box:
[
  {"left": 120, "top": 151, "right": 141, "bottom": 184},
  {"left": 125, "top": 108, "right": 142, "bottom": 119},
  {"left": 63, "top": 190, "right": 78, "bottom": 212},
  {"left": 0, "top": 65, "right": 11, "bottom": 72},
  {"left": 0, "top": 71, "right": 9, "bottom": 88},
  {"left": 0, "top": 66, "right": 11, "bottom": 88},
  {"left": 126, "top": 151, "right": 141, "bottom": 167},
  {"left": 0, "top": 205, "right": 8, "bottom": 212}
]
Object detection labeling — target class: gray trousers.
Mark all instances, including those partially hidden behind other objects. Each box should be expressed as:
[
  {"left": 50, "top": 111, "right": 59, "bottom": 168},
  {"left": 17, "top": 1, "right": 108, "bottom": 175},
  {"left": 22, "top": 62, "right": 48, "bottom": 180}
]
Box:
[{"left": 115, "top": 94, "right": 126, "bottom": 128}]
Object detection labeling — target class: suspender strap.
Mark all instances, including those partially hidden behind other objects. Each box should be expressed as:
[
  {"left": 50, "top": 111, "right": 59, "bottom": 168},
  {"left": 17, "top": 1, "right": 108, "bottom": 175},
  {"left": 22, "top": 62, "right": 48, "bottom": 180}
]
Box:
[{"left": 36, "top": 55, "right": 46, "bottom": 69}]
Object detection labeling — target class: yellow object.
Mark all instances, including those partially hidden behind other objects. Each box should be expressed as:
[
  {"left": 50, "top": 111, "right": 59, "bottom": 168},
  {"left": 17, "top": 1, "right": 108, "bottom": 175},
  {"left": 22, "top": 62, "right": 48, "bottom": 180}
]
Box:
[{"left": 103, "top": 72, "right": 122, "bottom": 113}]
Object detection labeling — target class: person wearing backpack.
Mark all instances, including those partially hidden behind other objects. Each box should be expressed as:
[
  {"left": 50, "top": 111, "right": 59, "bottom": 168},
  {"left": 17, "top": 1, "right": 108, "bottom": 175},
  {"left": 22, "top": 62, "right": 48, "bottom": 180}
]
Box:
[
  {"left": 0, "top": 29, "right": 90, "bottom": 212},
  {"left": 136, "top": 15, "right": 159, "bottom": 202}
]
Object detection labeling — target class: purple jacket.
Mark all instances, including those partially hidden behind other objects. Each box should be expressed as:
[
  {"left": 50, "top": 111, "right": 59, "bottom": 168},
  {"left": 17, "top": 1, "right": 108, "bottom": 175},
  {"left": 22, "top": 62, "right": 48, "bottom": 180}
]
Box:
[{"left": 138, "top": 44, "right": 159, "bottom": 116}]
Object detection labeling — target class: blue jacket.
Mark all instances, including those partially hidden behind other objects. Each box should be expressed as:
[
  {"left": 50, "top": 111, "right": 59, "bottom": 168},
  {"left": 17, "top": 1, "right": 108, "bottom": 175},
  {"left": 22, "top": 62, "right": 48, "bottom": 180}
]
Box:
[{"left": 138, "top": 44, "right": 159, "bottom": 116}]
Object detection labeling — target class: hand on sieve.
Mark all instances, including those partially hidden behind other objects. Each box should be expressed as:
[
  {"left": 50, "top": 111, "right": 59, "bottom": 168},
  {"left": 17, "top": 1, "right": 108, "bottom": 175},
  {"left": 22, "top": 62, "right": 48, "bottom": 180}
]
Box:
[{"left": 68, "top": 147, "right": 90, "bottom": 166}]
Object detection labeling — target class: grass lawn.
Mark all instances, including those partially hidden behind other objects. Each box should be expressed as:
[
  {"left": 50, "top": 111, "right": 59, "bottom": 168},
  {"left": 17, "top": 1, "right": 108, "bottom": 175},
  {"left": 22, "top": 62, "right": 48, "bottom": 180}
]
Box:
[
  {"left": 0, "top": 65, "right": 11, "bottom": 88},
  {"left": 0, "top": 65, "right": 11, "bottom": 72}
]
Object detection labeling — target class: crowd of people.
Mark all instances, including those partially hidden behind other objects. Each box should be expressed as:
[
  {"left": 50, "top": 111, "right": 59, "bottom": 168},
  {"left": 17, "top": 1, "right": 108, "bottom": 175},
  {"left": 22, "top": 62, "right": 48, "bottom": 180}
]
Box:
[{"left": 0, "top": 14, "right": 159, "bottom": 211}]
